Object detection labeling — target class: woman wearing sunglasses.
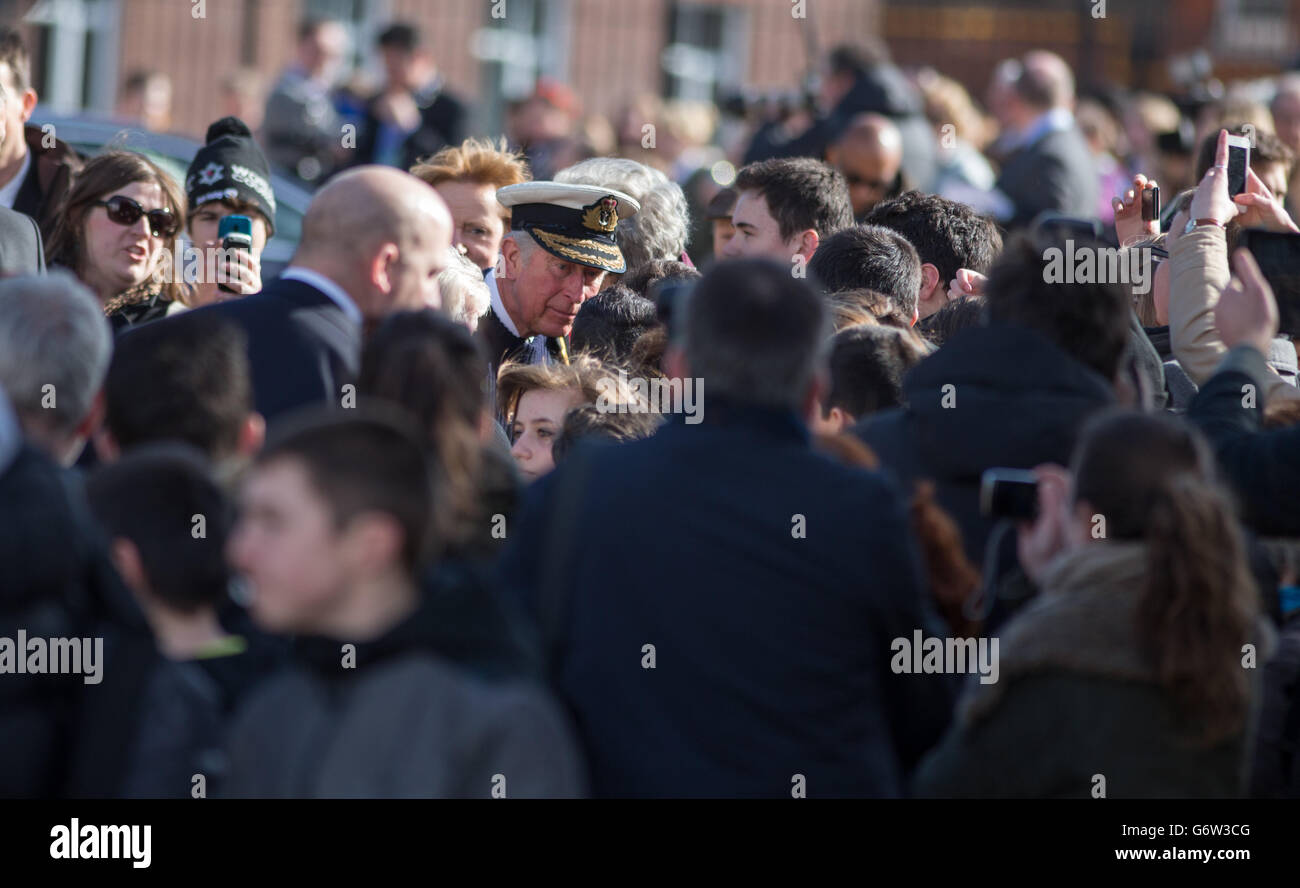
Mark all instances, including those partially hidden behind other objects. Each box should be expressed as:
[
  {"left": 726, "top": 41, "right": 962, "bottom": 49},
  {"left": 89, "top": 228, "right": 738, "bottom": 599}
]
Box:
[{"left": 46, "top": 151, "right": 188, "bottom": 330}]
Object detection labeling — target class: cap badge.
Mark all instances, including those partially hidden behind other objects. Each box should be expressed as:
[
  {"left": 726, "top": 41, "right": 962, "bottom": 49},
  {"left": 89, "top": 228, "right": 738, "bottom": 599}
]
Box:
[{"left": 581, "top": 196, "right": 619, "bottom": 233}]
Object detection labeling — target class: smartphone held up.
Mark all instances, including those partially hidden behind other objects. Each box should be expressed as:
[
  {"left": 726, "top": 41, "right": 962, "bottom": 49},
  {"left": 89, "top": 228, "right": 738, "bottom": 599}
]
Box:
[{"left": 217, "top": 214, "right": 254, "bottom": 295}]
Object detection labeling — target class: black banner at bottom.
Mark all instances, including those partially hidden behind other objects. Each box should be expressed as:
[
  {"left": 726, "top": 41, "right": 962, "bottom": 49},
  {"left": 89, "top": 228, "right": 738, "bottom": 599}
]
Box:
[{"left": 0, "top": 799, "right": 1289, "bottom": 875}]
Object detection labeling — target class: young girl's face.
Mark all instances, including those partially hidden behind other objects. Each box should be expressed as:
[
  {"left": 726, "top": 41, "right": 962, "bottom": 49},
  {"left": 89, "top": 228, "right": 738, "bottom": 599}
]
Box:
[{"left": 510, "top": 387, "right": 581, "bottom": 482}]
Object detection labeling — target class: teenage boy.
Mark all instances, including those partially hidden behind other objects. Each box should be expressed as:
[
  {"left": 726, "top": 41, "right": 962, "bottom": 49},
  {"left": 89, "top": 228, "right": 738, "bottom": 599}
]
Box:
[{"left": 223, "top": 409, "right": 584, "bottom": 797}]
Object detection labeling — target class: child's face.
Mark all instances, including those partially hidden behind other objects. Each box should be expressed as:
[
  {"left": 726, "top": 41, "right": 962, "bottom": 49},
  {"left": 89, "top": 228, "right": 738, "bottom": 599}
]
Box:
[
  {"left": 188, "top": 202, "right": 269, "bottom": 252},
  {"left": 228, "top": 457, "right": 346, "bottom": 634},
  {"left": 510, "top": 387, "right": 580, "bottom": 482}
]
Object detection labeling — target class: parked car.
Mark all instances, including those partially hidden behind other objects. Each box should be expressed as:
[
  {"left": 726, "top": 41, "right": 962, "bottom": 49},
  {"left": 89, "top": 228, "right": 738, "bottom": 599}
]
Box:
[{"left": 30, "top": 112, "right": 312, "bottom": 278}]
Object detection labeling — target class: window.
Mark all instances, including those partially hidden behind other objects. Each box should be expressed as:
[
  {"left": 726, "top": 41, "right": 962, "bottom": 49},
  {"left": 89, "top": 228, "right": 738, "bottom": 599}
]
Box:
[
  {"left": 1216, "top": 0, "right": 1292, "bottom": 58},
  {"left": 304, "top": 0, "right": 387, "bottom": 74},
  {"left": 662, "top": 2, "right": 748, "bottom": 102},
  {"left": 472, "top": 0, "right": 571, "bottom": 135},
  {"left": 24, "top": 0, "right": 120, "bottom": 113}
]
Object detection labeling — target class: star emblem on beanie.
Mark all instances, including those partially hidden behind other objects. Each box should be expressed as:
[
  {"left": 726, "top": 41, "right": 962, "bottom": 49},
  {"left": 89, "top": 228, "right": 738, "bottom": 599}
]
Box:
[{"left": 197, "top": 162, "right": 224, "bottom": 186}]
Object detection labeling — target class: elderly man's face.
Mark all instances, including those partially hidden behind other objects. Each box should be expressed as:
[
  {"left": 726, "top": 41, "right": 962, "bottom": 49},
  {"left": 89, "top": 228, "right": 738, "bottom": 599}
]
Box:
[{"left": 504, "top": 237, "right": 605, "bottom": 337}]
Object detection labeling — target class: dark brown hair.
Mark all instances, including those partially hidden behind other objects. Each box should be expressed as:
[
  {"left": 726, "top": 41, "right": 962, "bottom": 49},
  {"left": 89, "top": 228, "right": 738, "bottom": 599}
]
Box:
[
  {"left": 1072, "top": 410, "right": 1259, "bottom": 743},
  {"left": 46, "top": 151, "right": 188, "bottom": 306},
  {"left": 257, "top": 408, "right": 434, "bottom": 574},
  {"left": 358, "top": 310, "right": 487, "bottom": 556}
]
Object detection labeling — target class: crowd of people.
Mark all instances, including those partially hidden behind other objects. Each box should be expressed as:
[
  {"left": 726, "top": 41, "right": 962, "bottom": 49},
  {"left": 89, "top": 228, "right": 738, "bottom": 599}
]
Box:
[{"left": 3, "top": 16, "right": 1300, "bottom": 799}]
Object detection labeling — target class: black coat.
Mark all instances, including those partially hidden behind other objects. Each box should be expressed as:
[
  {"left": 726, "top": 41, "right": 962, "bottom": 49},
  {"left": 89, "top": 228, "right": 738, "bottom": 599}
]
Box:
[
  {"left": 0, "top": 204, "right": 44, "bottom": 276},
  {"left": 854, "top": 323, "right": 1115, "bottom": 566},
  {"left": 0, "top": 446, "right": 163, "bottom": 798},
  {"left": 498, "top": 402, "right": 955, "bottom": 797},
  {"left": 995, "top": 125, "right": 1098, "bottom": 230},
  {"left": 1186, "top": 345, "right": 1300, "bottom": 535},
  {"left": 193, "top": 276, "right": 360, "bottom": 426}
]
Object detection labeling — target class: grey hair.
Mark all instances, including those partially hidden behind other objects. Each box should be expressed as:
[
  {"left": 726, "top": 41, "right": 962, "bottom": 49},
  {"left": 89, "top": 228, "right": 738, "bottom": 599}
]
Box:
[
  {"left": 504, "top": 229, "right": 540, "bottom": 267},
  {"left": 0, "top": 271, "right": 112, "bottom": 436},
  {"left": 555, "top": 157, "right": 690, "bottom": 270},
  {"left": 438, "top": 247, "right": 490, "bottom": 328}
]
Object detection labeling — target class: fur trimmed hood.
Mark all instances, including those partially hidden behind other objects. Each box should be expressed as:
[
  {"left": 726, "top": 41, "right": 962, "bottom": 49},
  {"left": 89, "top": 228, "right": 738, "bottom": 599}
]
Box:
[{"left": 958, "top": 542, "right": 1272, "bottom": 728}]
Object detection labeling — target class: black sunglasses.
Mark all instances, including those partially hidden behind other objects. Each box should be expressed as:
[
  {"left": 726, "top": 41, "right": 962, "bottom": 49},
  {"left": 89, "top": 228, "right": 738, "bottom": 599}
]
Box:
[{"left": 93, "top": 195, "right": 178, "bottom": 238}]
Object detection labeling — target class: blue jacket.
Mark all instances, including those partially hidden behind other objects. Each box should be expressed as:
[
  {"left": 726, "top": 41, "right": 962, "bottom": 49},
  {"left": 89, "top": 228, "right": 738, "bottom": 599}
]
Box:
[{"left": 499, "top": 401, "right": 953, "bottom": 797}]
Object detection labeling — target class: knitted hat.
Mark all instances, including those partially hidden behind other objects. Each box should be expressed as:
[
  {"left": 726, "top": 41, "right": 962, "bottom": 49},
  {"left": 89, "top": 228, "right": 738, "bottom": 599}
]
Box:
[{"left": 185, "top": 117, "right": 277, "bottom": 235}]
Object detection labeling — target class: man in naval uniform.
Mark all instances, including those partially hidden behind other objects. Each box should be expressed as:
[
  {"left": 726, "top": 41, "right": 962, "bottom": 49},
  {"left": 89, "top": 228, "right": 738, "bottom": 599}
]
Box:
[{"left": 479, "top": 182, "right": 640, "bottom": 389}]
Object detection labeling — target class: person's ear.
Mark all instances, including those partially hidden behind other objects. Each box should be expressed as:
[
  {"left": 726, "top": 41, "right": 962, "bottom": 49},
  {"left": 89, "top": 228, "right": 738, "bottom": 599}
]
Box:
[
  {"left": 801, "top": 367, "right": 829, "bottom": 425},
  {"left": 76, "top": 389, "right": 107, "bottom": 443},
  {"left": 93, "top": 425, "right": 120, "bottom": 464},
  {"left": 109, "top": 537, "right": 151, "bottom": 598},
  {"left": 919, "top": 263, "right": 942, "bottom": 305},
  {"left": 499, "top": 237, "right": 520, "bottom": 281},
  {"left": 237, "top": 412, "right": 266, "bottom": 457},
  {"left": 370, "top": 242, "right": 400, "bottom": 295},
  {"left": 828, "top": 405, "right": 855, "bottom": 433},
  {"left": 663, "top": 343, "right": 690, "bottom": 380},
  {"left": 20, "top": 88, "right": 36, "bottom": 123},
  {"left": 342, "top": 511, "right": 405, "bottom": 576},
  {"left": 796, "top": 229, "right": 820, "bottom": 261}
]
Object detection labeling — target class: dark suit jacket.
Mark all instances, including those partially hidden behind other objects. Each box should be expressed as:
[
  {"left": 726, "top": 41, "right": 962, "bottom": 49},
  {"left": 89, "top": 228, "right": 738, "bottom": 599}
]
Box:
[
  {"left": 355, "top": 84, "right": 466, "bottom": 170},
  {"left": 13, "top": 126, "right": 82, "bottom": 240},
  {"left": 499, "top": 403, "right": 955, "bottom": 797},
  {"left": 194, "top": 276, "right": 360, "bottom": 425},
  {"left": 995, "top": 125, "right": 1098, "bottom": 230},
  {"left": 0, "top": 204, "right": 45, "bottom": 276}
]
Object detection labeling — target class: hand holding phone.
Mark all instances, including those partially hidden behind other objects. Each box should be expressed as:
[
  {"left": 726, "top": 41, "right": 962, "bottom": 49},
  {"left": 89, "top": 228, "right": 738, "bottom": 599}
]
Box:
[
  {"left": 980, "top": 468, "right": 1040, "bottom": 521},
  {"left": 217, "top": 214, "right": 255, "bottom": 296},
  {"left": 1140, "top": 185, "right": 1160, "bottom": 223},
  {"left": 1226, "top": 134, "right": 1251, "bottom": 199},
  {"left": 1189, "top": 130, "right": 1247, "bottom": 227}
]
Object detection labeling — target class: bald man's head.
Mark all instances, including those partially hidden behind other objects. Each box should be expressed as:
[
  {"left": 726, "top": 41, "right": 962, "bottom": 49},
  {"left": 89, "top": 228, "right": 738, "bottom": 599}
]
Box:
[
  {"left": 1016, "top": 50, "right": 1074, "bottom": 112},
  {"left": 827, "top": 113, "right": 903, "bottom": 218},
  {"left": 296, "top": 166, "right": 452, "bottom": 320}
]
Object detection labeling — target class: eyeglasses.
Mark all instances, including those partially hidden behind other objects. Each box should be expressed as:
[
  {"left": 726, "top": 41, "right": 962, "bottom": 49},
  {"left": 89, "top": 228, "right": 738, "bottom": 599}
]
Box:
[
  {"left": 843, "top": 173, "right": 893, "bottom": 191},
  {"left": 93, "top": 195, "right": 178, "bottom": 238}
]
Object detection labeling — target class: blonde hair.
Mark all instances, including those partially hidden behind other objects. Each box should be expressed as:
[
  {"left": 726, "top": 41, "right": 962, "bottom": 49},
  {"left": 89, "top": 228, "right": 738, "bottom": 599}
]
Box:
[
  {"left": 916, "top": 68, "right": 994, "bottom": 150},
  {"left": 410, "top": 137, "right": 530, "bottom": 221}
]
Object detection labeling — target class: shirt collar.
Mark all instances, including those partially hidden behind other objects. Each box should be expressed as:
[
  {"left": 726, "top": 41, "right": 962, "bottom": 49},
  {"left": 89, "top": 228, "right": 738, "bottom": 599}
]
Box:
[
  {"left": 0, "top": 151, "right": 31, "bottom": 209},
  {"left": 485, "top": 266, "right": 524, "bottom": 338},
  {"left": 1014, "top": 107, "right": 1075, "bottom": 150},
  {"left": 279, "top": 266, "right": 363, "bottom": 324}
]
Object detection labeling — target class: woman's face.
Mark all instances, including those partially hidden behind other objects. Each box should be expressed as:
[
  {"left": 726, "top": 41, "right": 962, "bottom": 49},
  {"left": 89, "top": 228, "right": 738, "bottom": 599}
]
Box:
[
  {"left": 81, "top": 180, "right": 172, "bottom": 296},
  {"left": 436, "top": 180, "right": 505, "bottom": 271},
  {"left": 510, "top": 387, "right": 581, "bottom": 482}
]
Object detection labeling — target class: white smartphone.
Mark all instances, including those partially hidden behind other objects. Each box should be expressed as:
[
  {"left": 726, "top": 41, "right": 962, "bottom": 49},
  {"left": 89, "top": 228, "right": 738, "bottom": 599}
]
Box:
[{"left": 1225, "top": 133, "right": 1251, "bottom": 198}]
